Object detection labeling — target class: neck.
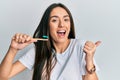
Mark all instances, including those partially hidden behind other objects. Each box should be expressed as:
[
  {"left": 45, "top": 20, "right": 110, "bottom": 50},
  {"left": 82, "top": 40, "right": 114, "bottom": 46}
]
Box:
[{"left": 53, "top": 39, "right": 70, "bottom": 54}]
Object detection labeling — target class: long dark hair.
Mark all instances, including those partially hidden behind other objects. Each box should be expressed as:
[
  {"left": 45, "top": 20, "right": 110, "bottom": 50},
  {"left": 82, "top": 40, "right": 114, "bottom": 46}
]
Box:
[{"left": 32, "top": 3, "right": 75, "bottom": 80}]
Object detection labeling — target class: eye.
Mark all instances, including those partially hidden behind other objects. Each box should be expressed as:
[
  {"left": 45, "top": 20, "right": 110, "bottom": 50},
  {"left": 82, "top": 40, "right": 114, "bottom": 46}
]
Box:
[
  {"left": 51, "top": 19, "right": 57, "bottom": 22},
  {"left": 50, "top": 18, "right": 59, "bottom": 23},
  {"left": 64, "top": 18, "right": 70, "bottom": 22}
]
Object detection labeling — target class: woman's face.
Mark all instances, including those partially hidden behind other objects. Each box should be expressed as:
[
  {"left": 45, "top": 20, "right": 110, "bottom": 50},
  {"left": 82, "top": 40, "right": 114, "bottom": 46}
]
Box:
[{"left": 49, "top": 7, "right": 70, "bottom": 43}]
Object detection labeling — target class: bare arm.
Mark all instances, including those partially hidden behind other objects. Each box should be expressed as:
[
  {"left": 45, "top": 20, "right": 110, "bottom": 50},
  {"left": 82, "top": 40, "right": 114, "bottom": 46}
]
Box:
[
  {"left": 82, "top": 72, "right": 98, "bottom": 80},
  {"left": 0, "top": 48, "right": 26, "bottom": 79},
  {"left": 0, "top": 33, "right": 37, "bottom": 79},
  {"left": 82, "top": 41, "right": 101, "bottom": 80}
]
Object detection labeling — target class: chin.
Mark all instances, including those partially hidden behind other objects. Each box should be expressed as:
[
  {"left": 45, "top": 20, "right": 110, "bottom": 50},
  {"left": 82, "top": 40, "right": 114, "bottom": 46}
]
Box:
[{"left": 57, "top": 38, "right": 69, "bottom": 43}]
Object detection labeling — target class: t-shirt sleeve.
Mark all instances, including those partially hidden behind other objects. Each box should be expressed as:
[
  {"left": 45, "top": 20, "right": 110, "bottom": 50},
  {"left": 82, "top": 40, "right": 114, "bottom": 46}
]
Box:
[
  {"left": 79, "top": 40, "right": 100, "bottom": 75},
  {"left": 18, "top": 47, "right": 35, "bottom": 70}
]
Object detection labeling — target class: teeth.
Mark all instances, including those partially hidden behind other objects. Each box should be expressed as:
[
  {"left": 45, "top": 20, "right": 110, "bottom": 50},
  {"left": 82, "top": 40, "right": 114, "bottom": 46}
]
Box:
[{"left": 57, "top": 30, "right": 65, "bottom": 32}]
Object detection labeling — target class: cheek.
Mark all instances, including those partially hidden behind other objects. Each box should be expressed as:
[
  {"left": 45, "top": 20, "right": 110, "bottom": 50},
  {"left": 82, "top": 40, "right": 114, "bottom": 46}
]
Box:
[
  {"left": 49, "top": 23, "right": 54, "bottom": 33},
  {"left": 67, "top": 24, "right": 71, "bottom": 32},
  {"left": 49, "top": 26, "right": 56, "bottom": 36},
  {"left": 49, "top": 22, "right": 58, "bottom": 32}
]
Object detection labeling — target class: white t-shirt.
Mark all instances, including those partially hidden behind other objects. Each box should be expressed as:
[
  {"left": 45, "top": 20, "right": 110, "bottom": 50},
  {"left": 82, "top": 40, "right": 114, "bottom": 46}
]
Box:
[{"left": 19, "top": 39, "right": 99, "bottom": 80}]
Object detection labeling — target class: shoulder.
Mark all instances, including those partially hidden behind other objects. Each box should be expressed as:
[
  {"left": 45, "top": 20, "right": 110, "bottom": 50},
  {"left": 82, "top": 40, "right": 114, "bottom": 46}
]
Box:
[
  {"left": 18, "top": 46, "right": 35, "bottom": 70},
  {"left": 68, "top": 39, "right": 87, "bottom": 54},
  {"left": 22, "top": 45, "right": 36, "bottom": 57},
  {"left": 71, "top": 39, "right": 86, "bottom": 48}
]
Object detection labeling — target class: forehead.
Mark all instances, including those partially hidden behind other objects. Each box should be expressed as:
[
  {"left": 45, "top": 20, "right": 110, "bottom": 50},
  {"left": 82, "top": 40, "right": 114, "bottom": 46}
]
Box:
[{"left": 50, "top": 7, "right": 69, "bottom": 17}]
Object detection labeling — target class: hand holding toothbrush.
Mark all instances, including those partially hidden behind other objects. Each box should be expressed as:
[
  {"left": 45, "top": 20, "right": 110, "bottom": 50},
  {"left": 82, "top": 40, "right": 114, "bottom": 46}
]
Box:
[{"left": 10, "top": 33, "right": 48, "bottom": 51}]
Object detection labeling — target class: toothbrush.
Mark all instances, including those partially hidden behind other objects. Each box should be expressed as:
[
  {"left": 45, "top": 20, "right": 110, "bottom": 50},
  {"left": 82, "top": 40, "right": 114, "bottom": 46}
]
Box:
[
  {"left": 42, "top": 35, "right": 48, "bottom": 39},
  {"left": 34, "top": 35, "right": 48, "bottom": 41}
]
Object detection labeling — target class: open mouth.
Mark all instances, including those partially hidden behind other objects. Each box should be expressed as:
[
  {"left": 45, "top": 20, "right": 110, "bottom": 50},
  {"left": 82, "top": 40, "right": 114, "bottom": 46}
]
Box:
[{"left": 57, "top": 30, "right": 66, "bottom": 36}]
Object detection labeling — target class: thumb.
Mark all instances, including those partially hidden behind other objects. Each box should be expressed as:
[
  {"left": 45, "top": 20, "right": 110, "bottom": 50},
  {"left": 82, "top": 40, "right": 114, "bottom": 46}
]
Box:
[
  {"left": 95, "top": 41, "right": 101, "bottom": 47},
  {"left": 26, "top": 38, "right": 37, "bottom": 44}
]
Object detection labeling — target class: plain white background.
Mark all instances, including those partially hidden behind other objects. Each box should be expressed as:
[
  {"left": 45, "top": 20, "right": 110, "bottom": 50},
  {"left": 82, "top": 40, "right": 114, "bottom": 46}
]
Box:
[{"left": 0, "top": 0, "right": 120, "bottom": 80}]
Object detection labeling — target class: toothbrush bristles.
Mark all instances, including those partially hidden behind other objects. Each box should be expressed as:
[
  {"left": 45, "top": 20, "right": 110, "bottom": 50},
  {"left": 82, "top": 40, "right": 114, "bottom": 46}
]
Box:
[{"left": 42, "top": 35, "right": 48, "bottom": 39}]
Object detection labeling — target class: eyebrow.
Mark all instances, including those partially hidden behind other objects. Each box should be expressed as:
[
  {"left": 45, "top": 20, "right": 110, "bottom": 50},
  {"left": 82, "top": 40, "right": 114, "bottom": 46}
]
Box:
[{"left": 50, "top": 15, "right": 69, "bottom": 19}]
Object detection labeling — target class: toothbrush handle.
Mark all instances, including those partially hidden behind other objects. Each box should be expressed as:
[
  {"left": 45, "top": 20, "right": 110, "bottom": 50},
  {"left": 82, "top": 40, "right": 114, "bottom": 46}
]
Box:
[{"left": 34, "top": 38, "right": 48, "bottom": 41}]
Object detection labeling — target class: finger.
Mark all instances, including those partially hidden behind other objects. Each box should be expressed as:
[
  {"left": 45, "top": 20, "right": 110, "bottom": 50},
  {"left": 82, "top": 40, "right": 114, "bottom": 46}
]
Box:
[
  {"left": 25, "top": 36, "right": 37, "bottom": 43},
  {"left": 14, "top": 33, "right": 26, "bottom": 43},
  {"left": 25, "top": 36, "right": 31, "bottom": 42},
  {"left": 18, "top": 33, "right": 25, "bottom": 43},
  {"left": 85, "top": 41, "right": 94, "bottom": 47},
  {"left": 25, "top": 38, "right": 37, "bottom": 45},
  {"left": 22, "top": 34, "right": 29, "bottom": 43},
  {"left": 83, "top": 48, "right": 90, "bottom": 54},
  {"left": 15, "top": 33, "right": 20, "bottom": 42},
  {"left": 12, "top": 35, "right": 15, "bottom": 40},
  {"left": 84, "top": 45, "right": 92, "bottom": 50},
  {"left": 23, "top": 34, "right": 27, "bottom": 38},
  {"left": 95, "top": 41, "right": 101, "bottom": 47},
  {"left": 30, "top": 38, "right": 37, "bottom": 42}
]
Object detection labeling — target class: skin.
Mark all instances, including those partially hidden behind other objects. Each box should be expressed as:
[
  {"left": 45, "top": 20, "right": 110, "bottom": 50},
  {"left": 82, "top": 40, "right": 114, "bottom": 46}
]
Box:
[
  {"left": 83, "top": 41, "right": 101, "bottom": 80},
  {"left": 49, "top": 7, "right": 71, "bottom": 53},
  {"left": 0, "top": 7, "right": 101, "bottom": 80},
  {"left": 0, "top": 34, "right": 36, "bottom": 79},
  {"left": 49, "top": 7, "right": 101, "bottom": 80}
]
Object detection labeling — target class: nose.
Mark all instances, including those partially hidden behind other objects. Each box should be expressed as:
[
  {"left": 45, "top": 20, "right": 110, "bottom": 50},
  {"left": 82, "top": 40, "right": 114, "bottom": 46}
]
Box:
[{"left": 58, "top": 20, "right": 64, "bottom": 28}]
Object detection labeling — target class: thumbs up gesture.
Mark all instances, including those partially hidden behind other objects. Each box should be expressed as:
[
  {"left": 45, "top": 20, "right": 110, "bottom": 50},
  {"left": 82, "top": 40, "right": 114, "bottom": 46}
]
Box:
[{"left": 83, "top": 41, "right": 101, "bottom": 66}]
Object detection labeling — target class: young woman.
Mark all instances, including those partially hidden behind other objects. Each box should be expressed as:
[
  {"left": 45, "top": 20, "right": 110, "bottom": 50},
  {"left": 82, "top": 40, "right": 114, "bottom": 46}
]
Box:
[{"left": 0, "top": 3, "right": 101, "bottom": 80}]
